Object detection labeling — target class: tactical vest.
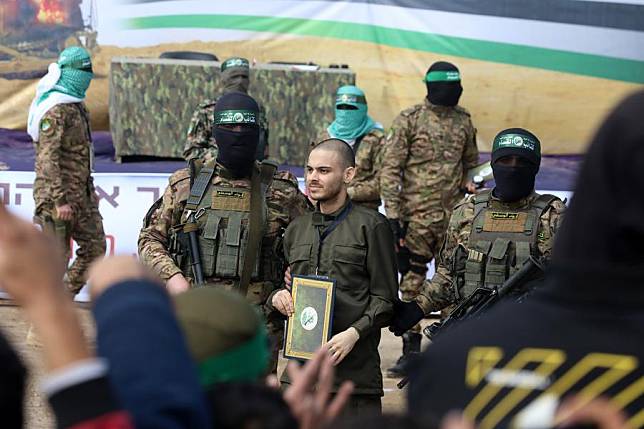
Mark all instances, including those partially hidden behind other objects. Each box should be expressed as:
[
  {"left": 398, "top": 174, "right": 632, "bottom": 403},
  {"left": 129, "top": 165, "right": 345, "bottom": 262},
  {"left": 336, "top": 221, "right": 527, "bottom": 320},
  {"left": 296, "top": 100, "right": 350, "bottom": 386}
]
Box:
[
  {"left": 176, "top": 160, "right": 277, "bottom": 289},
  {"left": 461, "top": 190, "right": 556, "bottom": 297}
]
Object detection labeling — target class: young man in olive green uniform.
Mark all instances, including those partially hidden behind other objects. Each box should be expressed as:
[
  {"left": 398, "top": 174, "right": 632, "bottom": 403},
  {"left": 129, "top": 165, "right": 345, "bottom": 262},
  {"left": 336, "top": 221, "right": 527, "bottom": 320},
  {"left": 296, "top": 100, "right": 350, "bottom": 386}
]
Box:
[
  {"left": 390, "top": 128, "right": 566, "bottom": 336},
  {"left": 270, "top": 139, "right": 398, "bottom": 415},
  {"left": 380, "top": 61, "right": 479, "bottom": 376},
  {"left": 139, "top": 92, "right": 311, "bottom": 372},
  {"left": 183, "top": 57, "right": 270, "bottom": 162},
  {"left": 314, "top": 85, "right": 386, "bottom": 210},
  {"left": 28, "top": 46, "right": 106, "bottom": 294}
]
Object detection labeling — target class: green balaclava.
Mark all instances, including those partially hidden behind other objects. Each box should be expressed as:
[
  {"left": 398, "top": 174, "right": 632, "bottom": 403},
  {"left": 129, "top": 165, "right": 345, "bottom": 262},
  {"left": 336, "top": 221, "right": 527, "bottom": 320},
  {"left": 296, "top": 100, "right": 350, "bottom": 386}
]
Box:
[
  {"left": 491, "top": 128, "right": 542, "bottom": 202},
  {"left": 50, "top": 46, "right": 94, "bottom": 100},
  {"left": 174, "top": 287, "right": 269, "bottom": 387},
  {"left": 327, "top": 85, "right": 380, "bottom": 141},
  {"left": 221, "top": 57, "right": 250, "bottom": 93}
]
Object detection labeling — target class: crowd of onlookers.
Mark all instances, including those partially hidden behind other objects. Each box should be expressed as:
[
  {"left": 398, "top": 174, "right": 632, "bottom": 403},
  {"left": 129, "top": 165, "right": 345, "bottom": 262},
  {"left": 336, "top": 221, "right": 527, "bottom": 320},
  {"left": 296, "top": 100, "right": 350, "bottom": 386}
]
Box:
[{"left": 1, "top": 90, "right": 643, "bottom": 429}]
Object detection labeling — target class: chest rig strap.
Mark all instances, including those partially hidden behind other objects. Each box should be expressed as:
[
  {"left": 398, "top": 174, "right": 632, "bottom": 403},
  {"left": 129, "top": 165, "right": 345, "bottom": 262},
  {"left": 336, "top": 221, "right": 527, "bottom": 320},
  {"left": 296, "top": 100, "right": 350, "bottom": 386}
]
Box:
[{"left": 238, "top": 160, "right": 278, "bottom": 295}]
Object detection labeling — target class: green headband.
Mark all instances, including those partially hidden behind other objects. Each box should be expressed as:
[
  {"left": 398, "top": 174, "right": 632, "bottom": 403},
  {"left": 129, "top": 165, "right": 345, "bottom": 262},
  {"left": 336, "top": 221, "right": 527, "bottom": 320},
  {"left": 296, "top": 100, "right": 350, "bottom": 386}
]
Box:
[
  {"left": 221, "top": 58, "right": 250, "bottom": 72},
  {"left": 198, "top": 327, "right": 268, "bottom": 386},
  {"left": 335, "top": 93, "right": 367, "bottom": 105},
  {"left": 425, "top": 70, "right": 461, "bottom": 82},
  {"left": 215, "top": 109, "right": 257, "bottom": 125},
  {"left": 493, "top": 133, "right": 539, "bottom": 153}
]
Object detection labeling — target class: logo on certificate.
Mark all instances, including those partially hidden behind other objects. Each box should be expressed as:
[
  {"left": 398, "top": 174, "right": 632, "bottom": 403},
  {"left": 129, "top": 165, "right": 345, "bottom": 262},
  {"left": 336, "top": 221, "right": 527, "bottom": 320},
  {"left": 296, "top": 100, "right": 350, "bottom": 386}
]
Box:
[{"left": 300, "top": 307, "right": 318, "bottom": 331}]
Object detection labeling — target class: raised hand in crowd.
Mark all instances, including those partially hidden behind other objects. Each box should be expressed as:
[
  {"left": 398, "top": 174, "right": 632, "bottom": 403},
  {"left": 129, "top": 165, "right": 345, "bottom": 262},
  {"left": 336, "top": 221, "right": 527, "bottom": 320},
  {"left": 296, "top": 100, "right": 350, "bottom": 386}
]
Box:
[
  {"left": 0, "top": 201, "right": 89, "bottom": 371},
  {"left": 284, "top": 348, "right": 354, "bottom": 429}
]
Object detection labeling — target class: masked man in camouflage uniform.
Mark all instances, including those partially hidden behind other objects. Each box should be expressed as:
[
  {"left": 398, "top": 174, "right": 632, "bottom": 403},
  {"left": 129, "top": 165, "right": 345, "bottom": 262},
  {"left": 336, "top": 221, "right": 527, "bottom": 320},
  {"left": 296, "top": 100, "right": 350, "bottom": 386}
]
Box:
[
  {"left": 313, "top": 85, "right": 385, "bottom": 210},
  {"left": 182, "top": 57, "right": 270, "bottom": 162},
  {"left": 390, "top": 128, "right": 566, "bottom": 338},
  {"left": 28, "top": 46, "right": 106, "bottom": 295},
  {"left": 380, "top": 61, "right": 479, "bottom": 376},
  {"left": 139, "top": 92, "right": 311, "bottom": 372}
]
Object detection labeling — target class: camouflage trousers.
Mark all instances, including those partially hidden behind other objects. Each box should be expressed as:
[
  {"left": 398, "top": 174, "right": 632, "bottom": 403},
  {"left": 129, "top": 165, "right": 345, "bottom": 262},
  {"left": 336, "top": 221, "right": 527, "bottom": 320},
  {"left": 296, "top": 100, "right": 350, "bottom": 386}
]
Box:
[
  {"left": 35, "top": 199, "right": 106, "bottom": 294},
  {"left": 400, "top": 220, "right": 448, "bottom": 333}
]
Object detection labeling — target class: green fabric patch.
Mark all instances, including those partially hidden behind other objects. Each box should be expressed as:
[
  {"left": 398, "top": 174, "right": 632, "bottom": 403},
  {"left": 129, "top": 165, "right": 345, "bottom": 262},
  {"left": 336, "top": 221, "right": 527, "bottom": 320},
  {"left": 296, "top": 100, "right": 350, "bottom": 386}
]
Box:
[
  {"left": 425, "top": 70, "right": 461, "bottom": 82},
  {"left": 40, "top": 118, "right": 52, "bottom": 132},
  {"left": 198, "top": 327, "right": 268, "bottom": 386},
  {"left": 215, "top": 109, "right": 257, "bottom": 125},
  {"left": 493, "top": 133, "right": 541, "bottom": 157},
  {"left": 221, "top": 57, "right": 250, "bottom": 71}
]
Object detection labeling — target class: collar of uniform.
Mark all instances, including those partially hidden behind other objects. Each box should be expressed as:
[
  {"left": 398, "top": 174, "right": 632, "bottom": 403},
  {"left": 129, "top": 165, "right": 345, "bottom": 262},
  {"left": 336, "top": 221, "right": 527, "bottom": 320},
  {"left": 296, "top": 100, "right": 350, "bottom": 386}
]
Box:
[
  {"left": 423, "top": 97, "right": 454, "bottom": 114},
  {"left": 313, "top": 197, "right": 351, "bottom": 225},
  {"left": 488, "top": 190, "right": 538, "bottom": 210}
]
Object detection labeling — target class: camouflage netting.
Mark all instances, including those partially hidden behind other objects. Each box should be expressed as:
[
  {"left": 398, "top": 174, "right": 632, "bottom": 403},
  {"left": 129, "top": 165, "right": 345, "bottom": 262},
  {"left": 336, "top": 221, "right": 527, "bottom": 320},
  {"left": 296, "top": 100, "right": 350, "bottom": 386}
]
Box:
[{"left": 109, "top": 57, "right": 355, "bottom": 164}]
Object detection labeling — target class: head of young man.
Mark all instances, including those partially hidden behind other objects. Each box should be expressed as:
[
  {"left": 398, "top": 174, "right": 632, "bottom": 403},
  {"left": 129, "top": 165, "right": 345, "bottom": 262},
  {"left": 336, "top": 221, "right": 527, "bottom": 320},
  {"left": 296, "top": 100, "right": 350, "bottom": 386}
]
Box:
[
  {"left": 306, "top": 138, "right": 356, "bottom": 208},
  {"left": 491, "top": 128, "right": 541, "bottom": 202},
  {"left": 213, "top": 92, "right": 260, "bottom": 178}
]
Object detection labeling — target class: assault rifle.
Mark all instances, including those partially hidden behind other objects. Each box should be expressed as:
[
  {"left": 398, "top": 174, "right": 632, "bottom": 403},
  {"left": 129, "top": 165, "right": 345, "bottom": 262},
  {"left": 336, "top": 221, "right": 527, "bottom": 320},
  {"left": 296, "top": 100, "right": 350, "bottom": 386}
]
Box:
[
  {"left": 397, "top": 256, "right": 544, "bottom": 389},
  {"left": 423, "top": 256, "right": 545, "bottom": 341},
  {"left": 183, "top": 212, "right": 205, "bottom": 286}
]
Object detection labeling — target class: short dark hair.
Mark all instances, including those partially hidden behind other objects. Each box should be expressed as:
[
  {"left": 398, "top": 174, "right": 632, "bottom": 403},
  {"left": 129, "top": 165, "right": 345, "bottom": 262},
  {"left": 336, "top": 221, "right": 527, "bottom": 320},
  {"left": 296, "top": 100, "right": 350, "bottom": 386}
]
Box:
[{"left": 311, "top": 138, "right": 356, "bottom": 168}]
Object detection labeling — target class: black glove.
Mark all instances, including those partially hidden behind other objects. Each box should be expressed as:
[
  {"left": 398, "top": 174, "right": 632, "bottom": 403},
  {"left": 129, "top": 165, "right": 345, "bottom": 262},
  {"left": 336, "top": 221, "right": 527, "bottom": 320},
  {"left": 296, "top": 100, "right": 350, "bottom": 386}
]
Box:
[
  {"left": 389, "top": 300, "right": 425, "bottom": 336},
  {"left": 397, "top": 245, "right": 411, "bottom": 275},
  {"left": 388, "top": 218, "right": 403, "bottom": 243}
]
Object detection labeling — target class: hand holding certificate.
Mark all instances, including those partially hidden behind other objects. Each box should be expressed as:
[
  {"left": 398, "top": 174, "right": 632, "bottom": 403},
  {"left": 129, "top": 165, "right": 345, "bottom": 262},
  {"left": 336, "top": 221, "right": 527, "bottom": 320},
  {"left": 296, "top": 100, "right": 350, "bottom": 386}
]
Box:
[{"left": 284, "top": 275, "right": 335, "bottom": 360}]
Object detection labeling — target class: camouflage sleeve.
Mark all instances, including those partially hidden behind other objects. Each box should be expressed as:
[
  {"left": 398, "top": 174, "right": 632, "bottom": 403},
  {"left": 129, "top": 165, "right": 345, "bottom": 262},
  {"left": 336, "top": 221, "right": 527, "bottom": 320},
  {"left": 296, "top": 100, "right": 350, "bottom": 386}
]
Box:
[
  {"left": 380, "top": 113, "right": 411, "bottom": 219},
  {"left": 536, "top": 198, "right": 566, "bottom": 261},
  {"left": 462, "top": 119, "right": 480, "bottom": 172},
  {"left": 348, "top": 132, "right": 385, "bottom": 202},
  {"left": 137, "top": 172, "right": 188, "bottom": 281},
  {"left": 415, "top": 196, "right": 474, "bottom": 314},
  {"left": 182, "top": 103, "right": 218, "bottom": 162},
  {"left": 269, "top": 171, "right": 313, "bottom": 225},
  {"left": 38, "top": 109, "right": 68, "bottom": 206}
]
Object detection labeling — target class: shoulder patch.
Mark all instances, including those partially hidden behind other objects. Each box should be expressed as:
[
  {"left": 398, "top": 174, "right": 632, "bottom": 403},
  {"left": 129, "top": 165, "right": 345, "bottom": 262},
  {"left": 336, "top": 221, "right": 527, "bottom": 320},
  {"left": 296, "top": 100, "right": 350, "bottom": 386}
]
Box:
[{"left": 40, "top": 118, "right": 53, "bottom": 132}]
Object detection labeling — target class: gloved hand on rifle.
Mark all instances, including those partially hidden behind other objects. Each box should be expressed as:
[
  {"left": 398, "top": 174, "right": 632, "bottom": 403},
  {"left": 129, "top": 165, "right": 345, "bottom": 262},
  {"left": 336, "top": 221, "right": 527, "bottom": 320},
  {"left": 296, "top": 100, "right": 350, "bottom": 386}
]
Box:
[{"left": 389, "top": 299, "right": 425, "bottom": 336}]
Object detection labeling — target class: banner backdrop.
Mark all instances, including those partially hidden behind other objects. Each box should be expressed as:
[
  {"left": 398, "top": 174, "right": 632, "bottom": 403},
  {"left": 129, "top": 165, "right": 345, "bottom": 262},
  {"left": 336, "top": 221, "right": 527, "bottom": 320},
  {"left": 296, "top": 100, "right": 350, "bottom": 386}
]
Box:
[{"left": 1, "top": 0, "right": 642, "bottom": 153}]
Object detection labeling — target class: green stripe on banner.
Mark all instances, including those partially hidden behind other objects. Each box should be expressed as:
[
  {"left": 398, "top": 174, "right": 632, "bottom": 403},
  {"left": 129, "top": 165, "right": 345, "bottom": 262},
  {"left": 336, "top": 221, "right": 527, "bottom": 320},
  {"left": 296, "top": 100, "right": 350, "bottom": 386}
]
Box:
[{"left": 126, "top": 14, "right": 644, "bottom": 83}]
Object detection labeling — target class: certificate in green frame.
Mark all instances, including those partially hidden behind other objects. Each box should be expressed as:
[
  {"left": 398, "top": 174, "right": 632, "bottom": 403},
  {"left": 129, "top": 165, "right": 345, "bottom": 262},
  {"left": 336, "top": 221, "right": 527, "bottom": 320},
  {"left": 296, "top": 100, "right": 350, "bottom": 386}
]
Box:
[{"left": 284, "top": 275, "right": 335, "bottom": 360}]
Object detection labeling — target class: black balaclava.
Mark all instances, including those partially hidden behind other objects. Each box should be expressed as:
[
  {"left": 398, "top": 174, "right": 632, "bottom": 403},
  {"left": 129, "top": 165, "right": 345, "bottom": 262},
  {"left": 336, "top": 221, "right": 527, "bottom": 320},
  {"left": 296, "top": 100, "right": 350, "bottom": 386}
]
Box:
[
  {"left": 490, "top": 128, "right": 541, "bottom": 202},
  {"left": 545, "top": 90, "right": 644, "bottom": 305},
  {"left": 220, "top": 57, "right": 250, "bottom": 93},
  {"left": 425, "top": 61, "right": 463, "bottom": 106},
  {"left": 213, "top": 92, "right": 260, "bottom": 178}
]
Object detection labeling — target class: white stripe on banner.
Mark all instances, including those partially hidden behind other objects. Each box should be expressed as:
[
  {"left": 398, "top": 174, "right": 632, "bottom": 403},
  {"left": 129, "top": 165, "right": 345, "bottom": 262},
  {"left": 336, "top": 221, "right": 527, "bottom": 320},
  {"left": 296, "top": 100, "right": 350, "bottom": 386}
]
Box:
[{"left": 102, "top": 0, "right": 644, "bottom": 61}]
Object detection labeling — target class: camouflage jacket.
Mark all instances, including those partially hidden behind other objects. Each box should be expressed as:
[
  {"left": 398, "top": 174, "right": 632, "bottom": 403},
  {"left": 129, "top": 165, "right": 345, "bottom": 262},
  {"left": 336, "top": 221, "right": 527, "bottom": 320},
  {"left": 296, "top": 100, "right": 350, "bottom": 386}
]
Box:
[
  {"left": 416, "top": 191, "right": 566, "bottom": 314},
  {"left": 182, "top": 99, "right": 270, "bottom": 162},
  {"left": 33, "top": 102, "right": 95, "bottom": 212},
  {"left": 316, "top": 128, "right": 386, "bottom": 208},
  {"left": 138, "top": 163, "right": 311, "bottom": 303},
  {"left": 380, "top": 99, "right": 478, "bottom": 224}
]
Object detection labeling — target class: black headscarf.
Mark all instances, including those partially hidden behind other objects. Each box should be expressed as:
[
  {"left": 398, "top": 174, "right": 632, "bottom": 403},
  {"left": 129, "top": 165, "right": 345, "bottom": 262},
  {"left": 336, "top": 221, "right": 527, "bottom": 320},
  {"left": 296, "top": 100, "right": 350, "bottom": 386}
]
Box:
[
  {"left": 213, "top": 92, "right": 260, "bottom": 178},
  {"left": 426, "top": 61, "right": 463, "bottom": 106},
  {"left": 545, "top": 90, "right": 644, "bottom": 305}
]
